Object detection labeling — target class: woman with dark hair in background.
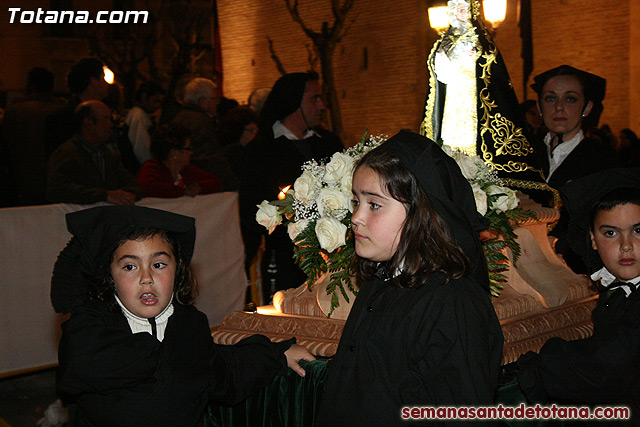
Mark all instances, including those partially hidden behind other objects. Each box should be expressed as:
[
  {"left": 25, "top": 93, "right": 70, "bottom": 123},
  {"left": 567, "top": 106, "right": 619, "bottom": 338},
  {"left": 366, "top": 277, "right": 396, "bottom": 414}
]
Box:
[
  {"left": 136, "top": 124, "right": 222, "bottom": 198},
  {"left": 531, "top": 65, "right": 619, "bottom": 190},
  {"left": 532, "top": 65, "right": 620, "bottom": 274},
  {"left": 239, "top": 71, "right": 343, "bottom": 304}
]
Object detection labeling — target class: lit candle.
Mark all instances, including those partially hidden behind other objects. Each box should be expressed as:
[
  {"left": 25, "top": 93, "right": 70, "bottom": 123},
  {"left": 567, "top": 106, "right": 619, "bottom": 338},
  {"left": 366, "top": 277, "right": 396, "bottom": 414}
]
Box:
[
  {"left": 103, "top": 66, "right": 115, "bottom": 84},
  {"left": 278, "top": 185, "right": 291, "bottom": 200}
]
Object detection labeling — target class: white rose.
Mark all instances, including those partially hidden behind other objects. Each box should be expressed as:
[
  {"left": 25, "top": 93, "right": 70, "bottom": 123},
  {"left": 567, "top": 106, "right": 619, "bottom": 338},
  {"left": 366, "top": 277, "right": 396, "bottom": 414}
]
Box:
[
  {"left": 441, "top": 144, "right": 454, "bottom": 157},
  {"left": 487, "top": 185, "right": 519, "bottom": 213},
  {"left": 317, "top": 187, "right": 351, "bottom": 219},
  {"left": 293, "top": 170, "right": 321, "bottom": 204},
  {"left": 315, "top": 217, "right": 347, "bottom": 253},
  {"left": 287, "top": 219, "right": 309, "bottom": 242},
  {"left": 323, "top": 152, "right": 355, "bottom": 187},
  {"left": 339, "top": 172, "right": 353, "bottom": 196},
  {"left": 472, "top": 156, "right": 485, "bottom": 168},
  {"left": 256, "top": 200, "right": 282, "bottom": 234},
  {"left": 471, "top": 183, "right": 488, "bottom": 216},
  {"left": 456, "top": 153, "right": 480, "bottom": 181}
]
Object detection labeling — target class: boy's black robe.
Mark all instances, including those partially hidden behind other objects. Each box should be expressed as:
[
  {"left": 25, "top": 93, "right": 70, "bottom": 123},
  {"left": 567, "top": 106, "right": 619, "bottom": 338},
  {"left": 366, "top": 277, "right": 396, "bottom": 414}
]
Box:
[
  {"left": 58, "top": 302, "right": 291, "bottom": 427},
  {"left": 518, "top": 287, "right": 640, "bottom": 423}
]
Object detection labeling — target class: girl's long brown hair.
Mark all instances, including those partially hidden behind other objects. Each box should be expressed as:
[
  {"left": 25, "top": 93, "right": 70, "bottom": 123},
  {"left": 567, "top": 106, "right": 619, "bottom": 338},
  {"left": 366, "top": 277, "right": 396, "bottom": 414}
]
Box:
[{"left": 353, "top": 149, "right": 470, "bottom": 288}]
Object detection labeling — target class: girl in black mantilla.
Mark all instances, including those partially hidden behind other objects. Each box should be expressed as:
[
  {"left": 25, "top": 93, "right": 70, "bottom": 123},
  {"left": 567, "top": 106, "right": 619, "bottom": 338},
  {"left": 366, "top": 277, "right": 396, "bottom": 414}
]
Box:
[
  {"left": 52, "top": 205, "right": 314, "bottom": 427},
  {"left": 316, "top": 130, "right": 503, "bottom": 426}
]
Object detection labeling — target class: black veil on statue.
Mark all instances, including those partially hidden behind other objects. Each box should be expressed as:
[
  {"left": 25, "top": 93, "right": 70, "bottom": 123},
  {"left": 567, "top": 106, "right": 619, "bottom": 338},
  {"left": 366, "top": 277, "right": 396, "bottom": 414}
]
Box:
[{"left": 420, "top": 0, "right": 557, "bottom": 204}]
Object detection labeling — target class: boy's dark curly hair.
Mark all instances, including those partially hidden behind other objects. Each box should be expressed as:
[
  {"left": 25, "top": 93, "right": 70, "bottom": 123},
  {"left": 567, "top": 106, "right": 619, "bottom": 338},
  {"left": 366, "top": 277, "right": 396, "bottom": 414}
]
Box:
[
  {"left": 589, "top": 188, "right": 640, "bottom": 231},
  {"left": 87, "top": 227, "right": 197, "bottom": 311}
]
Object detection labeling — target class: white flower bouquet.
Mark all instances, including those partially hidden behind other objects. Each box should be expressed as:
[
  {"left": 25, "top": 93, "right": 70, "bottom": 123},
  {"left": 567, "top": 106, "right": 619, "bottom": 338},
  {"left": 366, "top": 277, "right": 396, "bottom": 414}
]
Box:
[
  {"left": 257, "top": 133, "right": 533, "bottom": 316},
  {"left": 256, "top": 134, "right": 385, "bottom": 316},
  {"left": 440, "top": 144, "right": 534, "bottom": 297}
]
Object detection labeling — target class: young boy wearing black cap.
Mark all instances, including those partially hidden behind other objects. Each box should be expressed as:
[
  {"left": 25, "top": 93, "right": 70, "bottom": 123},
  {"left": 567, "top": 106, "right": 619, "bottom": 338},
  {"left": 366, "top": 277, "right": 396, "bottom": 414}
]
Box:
[
  {"left": 517, "top": 168, "right": 640, "bottom": 422},
  {"left": 52, "top": 205, "right": 314, "bottom": 426}
]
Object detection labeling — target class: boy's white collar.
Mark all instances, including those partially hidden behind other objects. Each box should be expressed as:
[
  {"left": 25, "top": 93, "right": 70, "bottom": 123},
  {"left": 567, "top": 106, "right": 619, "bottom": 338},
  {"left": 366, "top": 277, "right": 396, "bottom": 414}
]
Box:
[
  {"left": 591, "top": 267, "right": 640, "bottom": 297},
  {"left": 114, "top": 294, "right": 174, "bottom": 340}
]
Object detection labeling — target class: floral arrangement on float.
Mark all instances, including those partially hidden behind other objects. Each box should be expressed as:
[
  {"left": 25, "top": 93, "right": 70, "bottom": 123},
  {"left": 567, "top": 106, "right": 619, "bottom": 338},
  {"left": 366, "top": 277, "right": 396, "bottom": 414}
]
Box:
[{"left": 256, "top": 133, "right": 533, "bottom": 317}]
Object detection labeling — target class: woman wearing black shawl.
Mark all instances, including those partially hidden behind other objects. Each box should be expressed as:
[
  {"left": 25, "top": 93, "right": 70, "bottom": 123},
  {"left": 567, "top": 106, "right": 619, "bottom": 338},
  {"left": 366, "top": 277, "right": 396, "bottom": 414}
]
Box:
[{"left": 239, "top": 72, "right": 343, "bottom": 303}]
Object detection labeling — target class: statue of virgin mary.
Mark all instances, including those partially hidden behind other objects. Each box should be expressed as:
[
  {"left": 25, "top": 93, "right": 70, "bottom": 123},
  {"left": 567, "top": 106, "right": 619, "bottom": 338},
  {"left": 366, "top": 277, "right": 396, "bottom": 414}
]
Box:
[{"left": 420, "top": 0, "right": 554, "bottom": 199}]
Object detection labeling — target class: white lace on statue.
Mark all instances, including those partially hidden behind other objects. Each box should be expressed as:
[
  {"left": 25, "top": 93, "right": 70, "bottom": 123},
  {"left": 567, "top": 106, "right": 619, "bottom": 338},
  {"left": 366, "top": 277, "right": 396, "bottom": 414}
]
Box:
[{"left": 434, "top": 0, "right": 480, "bottom": 155}]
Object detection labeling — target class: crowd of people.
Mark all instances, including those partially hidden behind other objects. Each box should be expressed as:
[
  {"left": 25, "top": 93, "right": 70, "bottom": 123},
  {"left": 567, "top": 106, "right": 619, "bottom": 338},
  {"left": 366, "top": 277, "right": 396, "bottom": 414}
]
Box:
[
  {"left": 0, "top": 57, "right": 268, "bottom": 208},
  {"left": 1, "top": 52, "right": 639, "bottom": 426}
]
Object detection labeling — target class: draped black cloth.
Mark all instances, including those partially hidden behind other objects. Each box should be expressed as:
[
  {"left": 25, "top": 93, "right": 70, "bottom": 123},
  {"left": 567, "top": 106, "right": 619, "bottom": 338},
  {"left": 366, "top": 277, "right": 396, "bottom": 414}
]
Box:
[{"left": 316, "top": 273, "right": 503, "bottom": 426}]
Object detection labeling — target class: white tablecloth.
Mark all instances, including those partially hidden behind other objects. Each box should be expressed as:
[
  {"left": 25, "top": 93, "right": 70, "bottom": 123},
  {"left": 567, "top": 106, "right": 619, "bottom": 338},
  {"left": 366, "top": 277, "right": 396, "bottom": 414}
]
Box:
[{"left": 0, "top": 193, "right": 247, "bottom": 376}]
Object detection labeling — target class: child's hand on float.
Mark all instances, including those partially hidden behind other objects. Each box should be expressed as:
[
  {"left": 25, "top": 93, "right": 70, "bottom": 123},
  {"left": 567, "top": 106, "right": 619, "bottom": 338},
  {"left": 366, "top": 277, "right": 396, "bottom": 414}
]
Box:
[{"left": 285, "top": 344, "right": 316, "bottom": 377}]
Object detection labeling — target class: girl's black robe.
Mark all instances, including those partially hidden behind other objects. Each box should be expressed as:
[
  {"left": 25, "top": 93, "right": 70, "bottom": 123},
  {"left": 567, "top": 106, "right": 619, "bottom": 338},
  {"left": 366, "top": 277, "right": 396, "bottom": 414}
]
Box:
[
  {"left": 58, "top": 302, "right": 292, "bottom": 427},
  {"left": 316, "top": 272, "right": 504, "bottom": 426}
]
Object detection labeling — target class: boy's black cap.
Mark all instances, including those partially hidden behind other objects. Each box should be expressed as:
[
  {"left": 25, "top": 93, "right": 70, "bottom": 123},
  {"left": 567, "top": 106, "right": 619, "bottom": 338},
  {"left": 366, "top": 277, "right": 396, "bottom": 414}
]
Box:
[
  {"left": 378, "top": 130, "right": 491, "bottom": 290},
  {"left": 51, "top": 206, "right": 195, "bottom": 313},
  {"left": 560, "top": 168, "right": 640, "bottom": 272},
  {"left": 66, "top": 205, "right": 196, "bottom": 268}
]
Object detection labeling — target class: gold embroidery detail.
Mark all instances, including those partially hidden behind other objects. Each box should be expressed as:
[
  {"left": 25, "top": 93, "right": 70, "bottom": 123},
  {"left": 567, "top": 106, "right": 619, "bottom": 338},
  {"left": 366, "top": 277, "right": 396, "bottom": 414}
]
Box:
[
  {"left": 501, "top": 177, "right": 562, "bottom": 230},
  {"left": 476, "top": 33, "right": 545, "bottom": 177},
  {"left": 470, "top": 0, "right": 480, "bottom": 19},
  {"left": 420, "top": 38, "right": 442, "bottom": 140},
  {"left": 486, "top": 113, "right": 534, "bottom": 156}
]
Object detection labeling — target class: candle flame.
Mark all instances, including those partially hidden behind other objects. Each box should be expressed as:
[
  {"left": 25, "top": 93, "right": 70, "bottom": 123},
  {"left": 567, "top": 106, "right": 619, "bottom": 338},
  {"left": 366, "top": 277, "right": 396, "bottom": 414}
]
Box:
[
  {"left": 103, "top": 66, "right": 115, "bottom": 84},
  {"left": 278, "top": 185, "right": 291, "bottom": 200}
]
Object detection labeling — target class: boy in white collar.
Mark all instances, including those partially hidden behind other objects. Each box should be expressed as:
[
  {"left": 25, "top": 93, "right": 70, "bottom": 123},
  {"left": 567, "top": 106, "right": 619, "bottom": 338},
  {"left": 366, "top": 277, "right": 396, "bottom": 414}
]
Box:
[
  {"left": 52, "top": 205, "right": 314, "bottom": 426},
  {"left": 517, "top": 168, "right": 640, "bottom": 422}
]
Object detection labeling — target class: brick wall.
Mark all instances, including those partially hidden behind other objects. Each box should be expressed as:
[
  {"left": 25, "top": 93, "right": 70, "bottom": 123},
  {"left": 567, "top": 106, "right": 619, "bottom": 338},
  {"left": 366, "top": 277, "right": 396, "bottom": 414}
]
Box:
[
  {"left": 1, "top": 1, "right": 634, "bottom": 137},
  {"left": 218, "top": 0, "right": 636, "bottom": 142},
  {"left": 528, "top": 0, "right": 630, "bottom": 134},
  {"left": 218, "top": 0, "right": 435, "bottom": 146},
  {"left": 495, "top": 0, "right": 635, "bottom": 134}
]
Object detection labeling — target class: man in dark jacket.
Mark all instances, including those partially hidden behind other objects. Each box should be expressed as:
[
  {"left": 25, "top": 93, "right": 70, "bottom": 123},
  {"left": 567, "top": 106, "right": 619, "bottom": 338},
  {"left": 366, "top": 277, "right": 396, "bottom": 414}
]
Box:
[
  {"left": 45, "top": 57, "right": 109, "bottom": 158},
  {"left": 47, "top": 100, "right": 142, "bottom": 205},
  {"left": 239, "top": 71, "right": 344, "bottom": 304}
]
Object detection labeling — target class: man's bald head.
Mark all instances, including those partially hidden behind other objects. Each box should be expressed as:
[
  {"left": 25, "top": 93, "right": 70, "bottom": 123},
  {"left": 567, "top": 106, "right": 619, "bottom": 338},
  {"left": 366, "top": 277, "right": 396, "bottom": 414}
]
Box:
[{"left": 74, "top": 100, "right": 113, "bottom": 146}]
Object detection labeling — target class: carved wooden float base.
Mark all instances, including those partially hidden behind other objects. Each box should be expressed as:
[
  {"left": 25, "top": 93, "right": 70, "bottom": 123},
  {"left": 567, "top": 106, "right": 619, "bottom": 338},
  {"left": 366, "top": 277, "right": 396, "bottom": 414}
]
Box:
[
  {"left": 212, "top": 281, "right": 597, "bottom": 365},
  {"left": 213, "top": 200, "right": 598, "bottom": 364}
]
